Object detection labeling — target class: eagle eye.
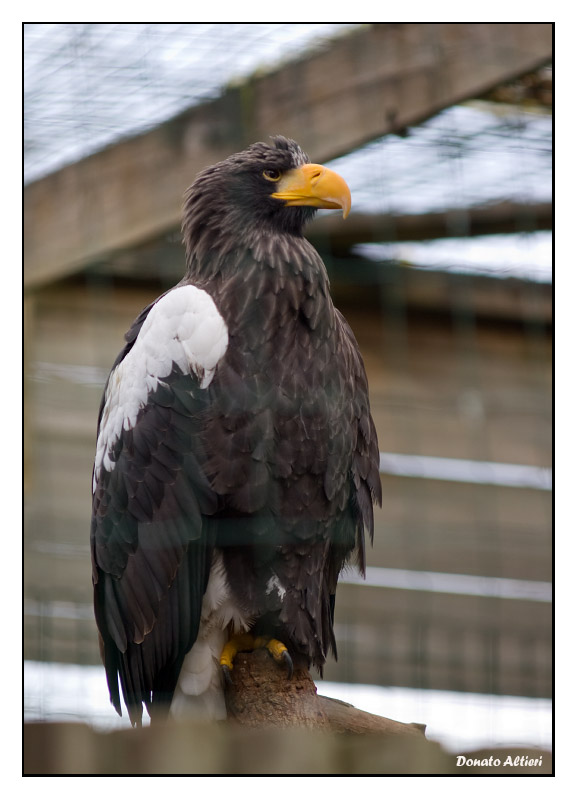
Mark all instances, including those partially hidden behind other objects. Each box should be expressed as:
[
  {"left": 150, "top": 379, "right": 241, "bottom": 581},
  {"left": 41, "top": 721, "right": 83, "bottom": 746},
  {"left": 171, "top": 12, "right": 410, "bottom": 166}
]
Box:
[{"left": 262, "top": 169, "right": 281, "bottom": 182}]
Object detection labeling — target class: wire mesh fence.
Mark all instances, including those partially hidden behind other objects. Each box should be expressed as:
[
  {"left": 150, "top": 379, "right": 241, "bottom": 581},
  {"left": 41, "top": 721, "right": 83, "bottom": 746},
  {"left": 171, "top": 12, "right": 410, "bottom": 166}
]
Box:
[{"left": 24, "top": 23, "right": 551, "bottom": 749}]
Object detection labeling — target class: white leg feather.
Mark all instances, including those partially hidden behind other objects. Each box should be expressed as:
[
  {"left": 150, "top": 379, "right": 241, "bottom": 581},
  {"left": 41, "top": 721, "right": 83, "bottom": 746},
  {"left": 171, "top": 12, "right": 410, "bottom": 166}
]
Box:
[{"left": 171, "top": 550, "right": 251, "bottom": 720}]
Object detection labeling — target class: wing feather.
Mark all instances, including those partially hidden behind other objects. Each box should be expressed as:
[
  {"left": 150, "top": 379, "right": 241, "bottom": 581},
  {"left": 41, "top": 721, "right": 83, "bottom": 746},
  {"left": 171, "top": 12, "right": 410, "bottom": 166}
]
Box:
[{"left": 91, "top": 286, "right": 227, "bottom": 725}]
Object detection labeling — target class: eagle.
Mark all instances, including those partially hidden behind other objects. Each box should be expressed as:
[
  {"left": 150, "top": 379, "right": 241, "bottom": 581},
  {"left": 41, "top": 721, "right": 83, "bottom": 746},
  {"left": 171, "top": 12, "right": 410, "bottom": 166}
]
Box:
[{"left": 91, "top": 135, "right": 382, "bottom": 726}]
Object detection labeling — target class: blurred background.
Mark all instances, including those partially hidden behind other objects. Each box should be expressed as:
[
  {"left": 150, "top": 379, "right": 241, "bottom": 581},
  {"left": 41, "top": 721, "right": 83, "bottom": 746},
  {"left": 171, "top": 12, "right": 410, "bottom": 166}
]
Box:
[{"left": 24, "top": 23, "right": 552, "bottom": 756}]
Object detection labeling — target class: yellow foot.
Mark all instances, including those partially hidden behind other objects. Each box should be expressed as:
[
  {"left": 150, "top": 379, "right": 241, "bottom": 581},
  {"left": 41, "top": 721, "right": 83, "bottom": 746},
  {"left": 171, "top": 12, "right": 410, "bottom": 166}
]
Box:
[{"left": 219, "top": 633, "right": 293, "bottom": 684}]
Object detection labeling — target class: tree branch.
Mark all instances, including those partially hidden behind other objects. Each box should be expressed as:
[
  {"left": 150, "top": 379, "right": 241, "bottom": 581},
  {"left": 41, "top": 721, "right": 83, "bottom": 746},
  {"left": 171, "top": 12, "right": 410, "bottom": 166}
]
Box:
[{"left": 224, "top": 649, "right": 426, "bottom": 737}]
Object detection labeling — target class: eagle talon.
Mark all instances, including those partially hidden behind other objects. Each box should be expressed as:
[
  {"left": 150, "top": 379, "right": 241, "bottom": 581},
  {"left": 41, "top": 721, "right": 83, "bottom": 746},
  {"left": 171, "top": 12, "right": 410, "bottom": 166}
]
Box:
[
  {"left": 221, "top": 664, "right": 233, "bottom": 686},
  {"left": 281, "top": 649, "right": 294, "bottom": 680},
  {"left": 219, "top": 634, "right": 293, "bottom": 682},
  {"left": 264, "top": 637, "right": 293, "bottom": 679},
  {"left": 219, "top": 632, "right": 254, "bottom": 684}
]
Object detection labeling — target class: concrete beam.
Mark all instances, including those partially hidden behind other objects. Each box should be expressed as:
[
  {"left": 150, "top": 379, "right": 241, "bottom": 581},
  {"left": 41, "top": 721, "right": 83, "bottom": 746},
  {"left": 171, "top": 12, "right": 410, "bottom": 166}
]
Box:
[
  {"left": 313, "top": 202, "right": 552, "bottom": 255},
  {"left": 24, "top": 23, "right": 552, "bottom": 288}
]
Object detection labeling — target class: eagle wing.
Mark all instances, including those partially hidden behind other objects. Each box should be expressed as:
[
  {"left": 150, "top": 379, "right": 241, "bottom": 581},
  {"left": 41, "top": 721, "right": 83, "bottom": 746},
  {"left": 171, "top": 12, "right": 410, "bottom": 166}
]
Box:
[
  {"left": 334, "top": 309, "right": 382, "bottom": 571},
  {"left": 90, "top": 285, "right": 228, "bottom": 725}
]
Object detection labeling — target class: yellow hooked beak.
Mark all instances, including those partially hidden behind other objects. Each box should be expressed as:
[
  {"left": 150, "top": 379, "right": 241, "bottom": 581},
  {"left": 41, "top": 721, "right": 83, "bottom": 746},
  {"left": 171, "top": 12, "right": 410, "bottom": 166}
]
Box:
[{"left": 271, "top": 163, "right": 351, "bottom": 219}]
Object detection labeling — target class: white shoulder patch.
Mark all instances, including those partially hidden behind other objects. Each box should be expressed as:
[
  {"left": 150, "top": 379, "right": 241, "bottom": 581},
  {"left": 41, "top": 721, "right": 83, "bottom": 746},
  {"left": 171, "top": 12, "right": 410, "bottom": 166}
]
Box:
[{"left": 93, "top": 285, "right": 228, "bottom": 490}]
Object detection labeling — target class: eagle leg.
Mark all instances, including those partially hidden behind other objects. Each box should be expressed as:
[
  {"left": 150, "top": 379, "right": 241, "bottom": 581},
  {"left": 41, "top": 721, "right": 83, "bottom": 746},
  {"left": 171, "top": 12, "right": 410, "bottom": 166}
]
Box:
[{"left": 220, "top": 633, "right": 293, "bottom": 683}]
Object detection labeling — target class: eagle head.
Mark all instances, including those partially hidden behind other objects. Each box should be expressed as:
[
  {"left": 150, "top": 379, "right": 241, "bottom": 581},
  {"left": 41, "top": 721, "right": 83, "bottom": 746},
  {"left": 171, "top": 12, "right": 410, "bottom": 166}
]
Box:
[{"left": 182, "top": 136, "right": 351, "bottom": 261}]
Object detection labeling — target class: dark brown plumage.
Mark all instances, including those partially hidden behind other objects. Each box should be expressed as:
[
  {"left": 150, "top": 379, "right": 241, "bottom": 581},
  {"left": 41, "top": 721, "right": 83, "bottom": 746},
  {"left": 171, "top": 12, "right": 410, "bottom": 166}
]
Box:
[{"left": 91, "top": 136, "right": 381, "bottom": 726}]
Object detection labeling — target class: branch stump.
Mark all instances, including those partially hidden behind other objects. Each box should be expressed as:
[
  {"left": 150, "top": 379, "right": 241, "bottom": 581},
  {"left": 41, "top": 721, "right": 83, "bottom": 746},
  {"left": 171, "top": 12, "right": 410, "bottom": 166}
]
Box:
[{"left": 223, "top": 648, "right": 426, "bottom": 737}]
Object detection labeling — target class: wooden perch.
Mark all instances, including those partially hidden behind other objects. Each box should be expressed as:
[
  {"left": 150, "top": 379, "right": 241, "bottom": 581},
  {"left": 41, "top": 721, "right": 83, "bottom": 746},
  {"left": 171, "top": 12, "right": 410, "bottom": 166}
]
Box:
[{"left": 223, "top": 648, "right": 426, "bottom": 737}]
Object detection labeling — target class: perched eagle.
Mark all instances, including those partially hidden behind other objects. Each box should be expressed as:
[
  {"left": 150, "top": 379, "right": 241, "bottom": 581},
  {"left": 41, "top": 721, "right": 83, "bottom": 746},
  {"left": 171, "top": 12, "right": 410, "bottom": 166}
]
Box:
[{"left": 91, "top": 136, "right": 381, "bottom": 726}]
